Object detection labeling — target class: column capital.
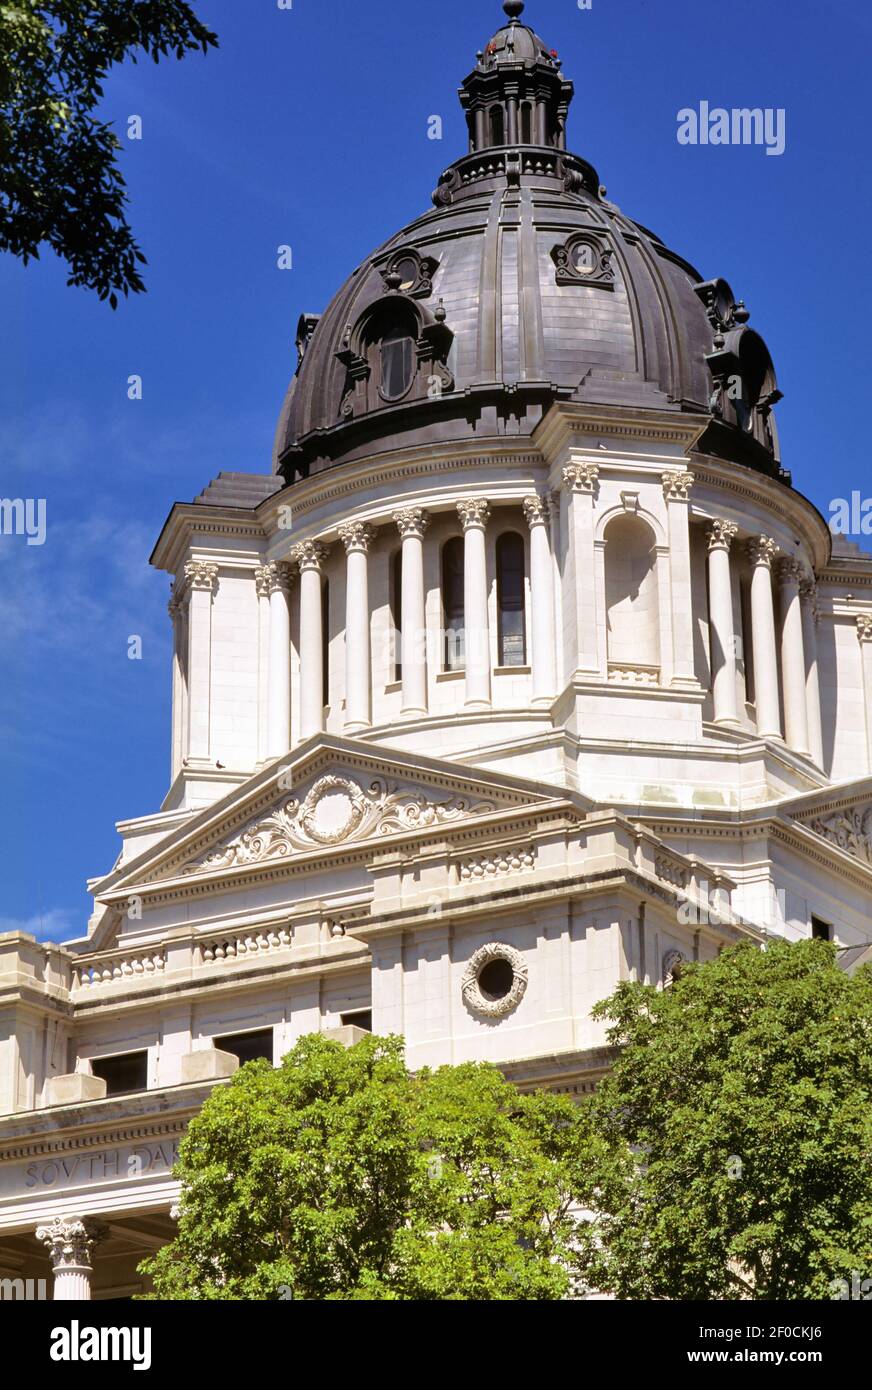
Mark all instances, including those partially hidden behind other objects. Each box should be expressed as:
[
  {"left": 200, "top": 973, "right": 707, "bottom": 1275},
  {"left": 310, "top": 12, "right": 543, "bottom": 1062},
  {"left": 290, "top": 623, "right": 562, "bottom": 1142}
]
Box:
[
  {"left": 706, "top": 519, "right": 738, "bottom": 552},
  {"left": 457, "top": 498, "right": 491, "bottom": 531},
  {"left": 184, "top": 560, "right": 219, "bottom": 593},
  {"left": 661, "top": 469, "right": 695, "bottom": 502},
  {"left": 36, "top": 1215, "right": 105, "bottom": 1270},
  {"left": 857, "top": 614, "right": 872, "bottom": 644},
  {"left": 258, "top": 561, "right": 295, "bottom": 597},
  {"left": 392, "top": 507, "right": 430, "bottom": 540},
  {"left": 522, "top": 495, "right": 551, "bottom": 528},
  {"left": 747, "top": 536, "right": 779, "bottom": 568},
  {"left": 776, "top": 556, "right": 804, "bottom": 586},
  {"left": 291, "top": 540, "right": 329, "bottom": 572},
  {"left": 338, "top": 520, "right": 377, "bottom": 553},
  {"left": 562, "top": 462, "right": 599, "bottom": 494}
]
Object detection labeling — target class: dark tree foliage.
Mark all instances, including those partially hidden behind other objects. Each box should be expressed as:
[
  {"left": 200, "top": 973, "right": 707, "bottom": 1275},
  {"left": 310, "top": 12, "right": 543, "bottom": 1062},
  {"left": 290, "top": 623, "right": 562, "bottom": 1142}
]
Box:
[{"left": 0, "top": 1, "right": 217, "bottom": 304}]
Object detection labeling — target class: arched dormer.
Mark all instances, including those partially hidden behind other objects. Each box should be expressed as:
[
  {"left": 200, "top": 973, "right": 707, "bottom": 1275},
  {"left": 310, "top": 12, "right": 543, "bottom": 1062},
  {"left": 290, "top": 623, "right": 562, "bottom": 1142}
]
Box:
[{"left": 335, "top": 290, "right": 454, "bottom": 420}]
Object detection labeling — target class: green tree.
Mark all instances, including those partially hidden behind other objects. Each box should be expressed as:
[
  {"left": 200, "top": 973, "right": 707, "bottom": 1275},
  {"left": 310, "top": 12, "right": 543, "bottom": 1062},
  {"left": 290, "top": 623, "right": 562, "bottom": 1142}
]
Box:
[
  {"left": 0, "top": 1, "right": 217, "bottom": 304},
  {"left": 139, "top": 1033, "right": 605, "bottom": 1301},
  {"left": 581, "top": 938, "right": 872, "bottom": 1300}
]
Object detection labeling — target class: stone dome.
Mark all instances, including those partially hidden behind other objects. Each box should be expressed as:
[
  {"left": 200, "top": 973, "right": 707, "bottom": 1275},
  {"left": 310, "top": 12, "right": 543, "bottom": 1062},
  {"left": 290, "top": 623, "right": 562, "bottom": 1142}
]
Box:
[{"left": 274, "top": 2, "right": 782, "bottom": 484}]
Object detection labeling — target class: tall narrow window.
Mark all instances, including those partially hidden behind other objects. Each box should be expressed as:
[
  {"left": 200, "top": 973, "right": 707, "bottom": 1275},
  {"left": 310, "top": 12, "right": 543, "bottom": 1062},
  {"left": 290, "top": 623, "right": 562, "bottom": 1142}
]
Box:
[
  {"left": 322, "top": 580, "right": 330, "bottom": 706},
  {"left": 490, "top": 105, "right": 505, "bottom": 146},
  {"left": 497, "top": 532, "right": 526, "bottom": 666},
  {"left": 390, "top": 549, "right": 403, "bottom": 681},
  {"left": 442, "top": 537, "right": 465, "bottom": 671},
  {"left": 520, "top": 102, "right": 532, "bottom": 144},
  {"left": 380, "top": 324, "right": 414, "bottom": 400}
]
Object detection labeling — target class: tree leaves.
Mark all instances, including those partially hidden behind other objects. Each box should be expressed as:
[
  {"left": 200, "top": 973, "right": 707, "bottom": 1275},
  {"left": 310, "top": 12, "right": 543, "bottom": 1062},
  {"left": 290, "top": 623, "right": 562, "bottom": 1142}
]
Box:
[{"left": 0, "top": 1, "right": 217, "bottom": 302}]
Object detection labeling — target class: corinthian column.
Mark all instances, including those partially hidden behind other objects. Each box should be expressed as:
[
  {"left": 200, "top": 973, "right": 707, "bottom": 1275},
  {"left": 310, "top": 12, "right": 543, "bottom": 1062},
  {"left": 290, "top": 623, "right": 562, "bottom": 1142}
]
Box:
[
  {"left": 800, "top": 579, "right": 824, "bottom": 768},
  {"left": 392, "top": 508, "right": 430, "bottom": 716},
  {"left": 259, "top": 562, "right": 294, "bottom": 759},
  {"left": 746, "top": 537, "right": 782, "bottom": 740},
  {"left": 457, "top": 499, "right": 492, "bottom": 709},
  {"left": 857, "top": 614, "right": 872, "bottom": 773},
  {"left": 292, "top": 541, "right": 329, "bottom": 741},
  {"left": 339, "top": 521, "right": 376, "bottom": 733},
  {"left": 777, "top": 558, "right": 810, "bottom": 757},
  {"left": 522, "top": 495, "right": 557, "bottom": 703},
  {"left": 168, "top": 588, "right": 187, "bottom": 779},
  {"left": 662, "top": 470, "right": 697, "bottom": 686},
  {"left": 37, "top": 1216, "right": 103, "bottom": 1301},
  {"left": 706, "top": 521, "right": 739, "bottom": 725},
  {"left": 562, "top": 463, "right": 600, "bottom": 676},
  {"left": 183, "top": 560, "right": 219, "bottom": 763}
]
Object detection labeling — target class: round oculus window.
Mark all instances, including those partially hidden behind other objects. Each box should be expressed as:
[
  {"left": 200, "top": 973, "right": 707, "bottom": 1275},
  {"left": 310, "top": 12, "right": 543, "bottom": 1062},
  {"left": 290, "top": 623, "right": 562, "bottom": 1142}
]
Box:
[{"left": 460, "top": 943, "right": 528, "bottom": 1019}]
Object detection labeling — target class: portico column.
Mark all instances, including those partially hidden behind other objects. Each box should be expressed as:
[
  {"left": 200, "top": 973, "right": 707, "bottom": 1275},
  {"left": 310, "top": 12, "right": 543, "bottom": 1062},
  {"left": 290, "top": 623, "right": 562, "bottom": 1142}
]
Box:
[
  {"left": 857, "top": 615, "right": 872, "bottom": 773},
  {"left": 746, "top": 537, "right": 782, "bottom": 740},
  {"left": 339, "top": 521, "right": 376, "bottom": 733},
  {"left": 706, "top": 521, "right": 739, "bottom": 725},
  {"left": 457, "top": 499, "right": 492, "bottom": 710},
  {"left": 522, "top": 495, "right": 557, "bottom": 703},
  {"left": 800, "top": 579, "right": 824, "bottom": 768},
  {"left": 777, "top": 558, "right": 810, "bottom": 757},
  {"left": 562, "top": 462, "right": 600, "bottom": 675},
  {"left": 168, "top": 589, "right": 187, "bottom": 779},
  {"left": 37, "top": 1216, "right": 102, "bottom": 1301},
  {"left": 260, "top": 562, "right": 294, "bottom": 759},
  {"left": 183, "top": 560, "right": 219, "bottom": 763},
  {"left": 392, "top": 508, "right": 430, "bottom": 717},
  {"left": 292, "top": 540, "right": 329, "bottom": 741},
  {"left": 662, "top": 470, "right": 697, "bottom": 686}
]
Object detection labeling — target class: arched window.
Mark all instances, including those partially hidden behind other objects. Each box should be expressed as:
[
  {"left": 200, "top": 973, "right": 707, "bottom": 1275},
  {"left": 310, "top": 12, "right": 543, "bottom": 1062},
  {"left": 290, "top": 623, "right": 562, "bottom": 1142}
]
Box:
[
  {"left": 604, "top": 514, "right": 660, "bottom": 673},
  {"left": 497, "top": 532, "right": 526, "bottom": 667},
  {"left": 442, "top": 537, "right": 465, "bottom": 671},
  {"left": 390, "top": 549, "right": 402, "bottom": 682},
  {"left": 519, "top": 101, "right": 532, "bottom": 144},
  {"left": 489, "top": 105, "right": 505, "bottom": 146},
  {"left": 321, "top": 580, "right": 330, "bottom": 706},
  {"left": 360, "top": 304, "right": 417, "bottom": 406}
]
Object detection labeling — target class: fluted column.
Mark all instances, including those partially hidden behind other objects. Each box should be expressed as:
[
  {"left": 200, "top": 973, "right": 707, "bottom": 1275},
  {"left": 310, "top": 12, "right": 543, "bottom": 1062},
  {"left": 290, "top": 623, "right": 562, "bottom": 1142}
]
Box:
[
  {"left": 706, "top": 521, "right": 739, "bottom": 725},
  {"left": 393, "top": 509, "right": 430, "bottom": 717},
  {"left": 562, "top": 463, "right": 600, "bottom": 676},
  {"left": 777, "top": 558, "right": 810, "bottom": 756},
  {"left": 800, "top": 579, "right": 824, "bottom": 768},
  {"left": 260, "top": 562, "right": 294, "bottom": 759},
  {"left": 457, "top": 499, "right": 492, "bottom": 709},
  {"left": 523, "top": 495, "right": 557, "bottom": 703},
  {"left": 168, "top": 589, "right": 187, "bottom": 778},
  {"left": 857, "top": 615, "right": 872, "bottom": 773},
  {"left": 746, "top": 537, "right": 782, "bottom": 739},
  {"left": 37, "top": 1216, "right": 102, "bottom": 1301},
  {"left": 292, "top": 541, "right": 329, "bottom": 741},
  {"left": 339, "top": 521, "right": 376, "bottom": 733},
  {"left": 662, "top": 470, "right": 697, "bottom": 686},
  {"left": 184, "top": 560, "right": 219, "bottom": 763}
]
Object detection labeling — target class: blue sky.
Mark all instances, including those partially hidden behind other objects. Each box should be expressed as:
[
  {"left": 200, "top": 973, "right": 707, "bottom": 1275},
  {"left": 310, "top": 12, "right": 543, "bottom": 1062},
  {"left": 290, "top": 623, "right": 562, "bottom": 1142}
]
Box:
[{"left": 1, "top": 0, "right": 870, "bottom": 941}]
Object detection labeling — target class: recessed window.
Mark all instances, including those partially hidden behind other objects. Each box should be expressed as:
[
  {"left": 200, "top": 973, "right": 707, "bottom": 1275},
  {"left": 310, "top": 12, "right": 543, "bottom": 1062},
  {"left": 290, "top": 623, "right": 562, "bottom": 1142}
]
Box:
[
  {"left": 442, "top": 537, "right": 465, "bottom": 671},
  {"left": 322, "top": 579, "right": 330, "bottom": 706},
  {"left": 811, "top": 917, "right": 832, "bottom": 942},
  {"left": 497, "top": 531, "right": 527, "bottom": 666},
  {"left": 477, "top": 958, "right": 514, "bottom": 1002},
  {"left": 380, "top": 325, "right": 415, "bottom": 400},
  {"left": 340, "top": 1010, "right": 372, "bottom": 1032},
  {"left": 91, "top": 1050, "right": 148, "bottom": 1096},
  {"left": 215, "top": 1029, "right": 274, "bottom": 1066},
  {"left": 390, "top": 549, "right": 403, "bottom": 681},
  {"left": 393, "top": 256, "right": 419, "bottom": 292}
]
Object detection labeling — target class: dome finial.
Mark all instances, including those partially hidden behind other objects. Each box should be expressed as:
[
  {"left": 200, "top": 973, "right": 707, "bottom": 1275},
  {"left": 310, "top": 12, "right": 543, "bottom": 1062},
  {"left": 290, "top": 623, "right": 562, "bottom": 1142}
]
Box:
[{"left": 503, "top": 1, "right": 525, "bottom": 20}]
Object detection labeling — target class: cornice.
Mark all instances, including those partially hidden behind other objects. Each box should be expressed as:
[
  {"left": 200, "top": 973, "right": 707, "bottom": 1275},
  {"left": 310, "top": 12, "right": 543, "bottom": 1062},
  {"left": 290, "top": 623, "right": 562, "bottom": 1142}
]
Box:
[{"left": 150, "top": 504, "right": 269, "bottom": 576}]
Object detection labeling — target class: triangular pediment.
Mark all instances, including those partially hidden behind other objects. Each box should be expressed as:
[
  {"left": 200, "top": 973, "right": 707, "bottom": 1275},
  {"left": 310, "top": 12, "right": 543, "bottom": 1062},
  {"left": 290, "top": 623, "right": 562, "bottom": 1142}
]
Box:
[
  {"left": 99, "top": 736, "right": 574, "bottom": 896},
  {"left": 783, "top": 778, "right": 872, "bottom": 867}
]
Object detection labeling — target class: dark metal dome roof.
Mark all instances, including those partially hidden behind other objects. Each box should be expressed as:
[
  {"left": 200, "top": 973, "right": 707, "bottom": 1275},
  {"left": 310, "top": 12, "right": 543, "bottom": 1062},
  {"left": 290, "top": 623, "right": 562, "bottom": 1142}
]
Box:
[{"left": 273, "top": 3, "right": 783, "bottom": 484}]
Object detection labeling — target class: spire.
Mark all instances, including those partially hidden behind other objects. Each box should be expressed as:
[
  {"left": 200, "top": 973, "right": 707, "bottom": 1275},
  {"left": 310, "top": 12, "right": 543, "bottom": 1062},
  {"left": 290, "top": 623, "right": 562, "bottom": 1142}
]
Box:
[{"left": 459, "top": 4, "right": 574, "bottom": 154}]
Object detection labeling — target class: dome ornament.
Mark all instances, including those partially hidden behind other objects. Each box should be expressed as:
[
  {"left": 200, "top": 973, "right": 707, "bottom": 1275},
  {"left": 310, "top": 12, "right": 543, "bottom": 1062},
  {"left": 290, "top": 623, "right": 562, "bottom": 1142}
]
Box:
[{"left": 503, "top": 0, "right": 525, "bottom": 19}]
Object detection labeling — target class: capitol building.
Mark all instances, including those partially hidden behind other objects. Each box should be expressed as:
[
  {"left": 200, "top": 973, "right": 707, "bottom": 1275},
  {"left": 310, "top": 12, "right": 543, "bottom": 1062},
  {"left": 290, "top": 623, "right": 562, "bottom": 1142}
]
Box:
[{"left": 3, "top": 2, "right": 872, "bottom": 1299}]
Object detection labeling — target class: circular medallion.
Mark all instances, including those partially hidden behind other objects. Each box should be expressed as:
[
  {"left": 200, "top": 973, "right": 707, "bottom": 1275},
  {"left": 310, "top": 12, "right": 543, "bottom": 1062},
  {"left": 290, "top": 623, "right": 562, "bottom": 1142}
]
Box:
[{"left": 460, "top": 942, "right": 528, "bottom": 1019}]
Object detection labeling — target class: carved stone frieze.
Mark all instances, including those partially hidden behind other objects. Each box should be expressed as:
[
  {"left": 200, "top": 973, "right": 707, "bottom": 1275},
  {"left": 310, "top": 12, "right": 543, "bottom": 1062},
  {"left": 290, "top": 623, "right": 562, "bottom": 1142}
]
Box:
[{"left": 806, "top": 806, "right": 872, "bottom": 865}]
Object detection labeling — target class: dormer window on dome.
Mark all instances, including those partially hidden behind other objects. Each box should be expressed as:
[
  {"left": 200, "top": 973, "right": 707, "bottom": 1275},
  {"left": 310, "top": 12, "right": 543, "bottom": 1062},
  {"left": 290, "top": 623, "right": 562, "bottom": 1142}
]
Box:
[{"left": 335, "top": 290, "right": 455, "bottom": 420}]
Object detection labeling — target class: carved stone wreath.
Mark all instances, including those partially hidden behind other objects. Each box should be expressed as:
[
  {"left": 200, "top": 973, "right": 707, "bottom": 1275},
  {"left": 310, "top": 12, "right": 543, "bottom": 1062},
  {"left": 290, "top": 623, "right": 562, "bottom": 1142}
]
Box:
[
  {"left": 460, "top": 942, "right": 528, "bottom": 1020},
  {"left": 298, "top": 775, "right": 368, "bottom": 845}
]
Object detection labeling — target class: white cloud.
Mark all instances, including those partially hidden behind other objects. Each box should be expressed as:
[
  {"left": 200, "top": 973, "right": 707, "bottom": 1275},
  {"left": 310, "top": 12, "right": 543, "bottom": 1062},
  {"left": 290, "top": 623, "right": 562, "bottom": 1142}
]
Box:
[{"left": 0, "top": 908, "right": 80, "bottom": 943}]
